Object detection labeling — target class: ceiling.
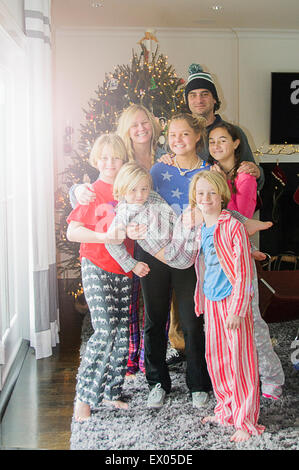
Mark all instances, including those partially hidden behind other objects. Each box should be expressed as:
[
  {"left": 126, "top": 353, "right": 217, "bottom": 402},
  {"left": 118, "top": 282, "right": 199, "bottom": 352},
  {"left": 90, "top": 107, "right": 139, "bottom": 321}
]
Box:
[{"left": 52, "top": 0, "right": 299, "bottom": 30}]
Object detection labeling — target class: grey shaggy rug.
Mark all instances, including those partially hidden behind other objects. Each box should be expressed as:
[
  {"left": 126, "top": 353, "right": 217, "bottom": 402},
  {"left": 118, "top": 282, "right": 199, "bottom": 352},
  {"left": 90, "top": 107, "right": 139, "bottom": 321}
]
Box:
[{"left": 70, "top": 316, "right": 299, "bottom": 451}]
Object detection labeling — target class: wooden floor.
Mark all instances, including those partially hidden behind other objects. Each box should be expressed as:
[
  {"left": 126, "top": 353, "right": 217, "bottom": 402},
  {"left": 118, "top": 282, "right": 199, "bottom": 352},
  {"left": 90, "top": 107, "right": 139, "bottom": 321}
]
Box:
[{"left": 0, "top": 282, "right": 84, "bottom": 450}]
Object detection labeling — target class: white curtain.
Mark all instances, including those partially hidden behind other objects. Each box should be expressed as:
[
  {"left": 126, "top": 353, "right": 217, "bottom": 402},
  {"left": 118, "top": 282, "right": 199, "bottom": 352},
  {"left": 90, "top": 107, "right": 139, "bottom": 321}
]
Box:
[{"left": 24, "top": 0, "right": 59, "bottom": 359}]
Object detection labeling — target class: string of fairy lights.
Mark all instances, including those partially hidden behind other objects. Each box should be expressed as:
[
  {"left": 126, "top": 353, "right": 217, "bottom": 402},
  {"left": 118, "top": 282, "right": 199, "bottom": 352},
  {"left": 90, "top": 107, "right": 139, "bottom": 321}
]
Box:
[{"left": 255, "top": 143, "right": 299, "bottom": 157}]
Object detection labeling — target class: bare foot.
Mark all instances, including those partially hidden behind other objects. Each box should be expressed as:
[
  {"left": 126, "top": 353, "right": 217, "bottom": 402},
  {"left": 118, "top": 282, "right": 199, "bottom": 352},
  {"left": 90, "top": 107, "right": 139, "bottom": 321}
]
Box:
[
  {"left": 103, "top": 399, "right": 128, "bottom": 410},
  {"left": 245, "top": 219, "right": 273, "bottom": 237},
  {"left": 74, "top": 399, "right": 91, "bottom": 422},
  {"left": 230, "top": 429, "right": 251, "bottom": 442},
  {"left": 201, "top": 415, "right": 218, "bottom": 424}
]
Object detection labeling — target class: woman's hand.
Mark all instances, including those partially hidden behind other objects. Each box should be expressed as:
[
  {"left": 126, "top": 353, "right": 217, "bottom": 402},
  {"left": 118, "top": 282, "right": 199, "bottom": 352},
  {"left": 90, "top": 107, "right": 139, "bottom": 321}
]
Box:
[
  {"left": 75, "top": 183, "right": 96, "bottom": 205},
  {"left": 157, "top": 153, "right": 175, "bottom": 166},
  {"left": 127, "top": 223, "right": 148, "bottom": 240}
]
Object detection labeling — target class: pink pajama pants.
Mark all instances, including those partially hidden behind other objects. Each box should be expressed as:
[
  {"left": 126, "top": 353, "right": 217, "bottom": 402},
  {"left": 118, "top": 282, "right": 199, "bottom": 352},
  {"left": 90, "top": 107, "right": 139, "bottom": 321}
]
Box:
[{"left": 204, "top": 296, "right": 265, "bottom": 436}]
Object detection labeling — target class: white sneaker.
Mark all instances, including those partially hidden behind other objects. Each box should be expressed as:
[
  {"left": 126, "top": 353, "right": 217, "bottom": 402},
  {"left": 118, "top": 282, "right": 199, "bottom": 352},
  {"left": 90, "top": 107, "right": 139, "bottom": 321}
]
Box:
[
  {"left": 192, "top": 391, "right": 209, "bottom": 408},
  {"left": 166, "top": 348, "right": 186, "bottom": 367},
  {"left": 147, "top": 383, "right": 166, "bottom": 408}
]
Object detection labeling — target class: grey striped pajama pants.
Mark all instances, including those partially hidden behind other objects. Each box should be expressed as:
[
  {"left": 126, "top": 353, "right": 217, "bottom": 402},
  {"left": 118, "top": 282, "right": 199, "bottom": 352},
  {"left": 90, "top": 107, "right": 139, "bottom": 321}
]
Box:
[
  {"left": 251, "top": 263, "right": 285, "bottom": 398},
  {"left": 76, "top": 257, "right": 132, "bottom": 408}
]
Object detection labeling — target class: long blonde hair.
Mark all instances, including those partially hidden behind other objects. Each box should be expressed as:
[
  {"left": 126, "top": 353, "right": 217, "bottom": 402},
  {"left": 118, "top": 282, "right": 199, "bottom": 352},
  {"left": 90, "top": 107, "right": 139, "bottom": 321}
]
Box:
[{"left": 116, "top": 104, "right": 161, "bottom": 162}]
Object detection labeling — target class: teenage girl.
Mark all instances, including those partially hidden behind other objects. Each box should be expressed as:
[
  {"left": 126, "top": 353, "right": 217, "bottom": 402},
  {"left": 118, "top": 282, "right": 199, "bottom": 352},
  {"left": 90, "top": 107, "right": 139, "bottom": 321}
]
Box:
[
  {"left": 208, "top": 121, "right": 257, "bottom": 218},
  {"left": 135, "top": 113, "right": 212, "bottom": 409},
  {"left": 66, "top": 134, "right": 149, "bottom": 421}
]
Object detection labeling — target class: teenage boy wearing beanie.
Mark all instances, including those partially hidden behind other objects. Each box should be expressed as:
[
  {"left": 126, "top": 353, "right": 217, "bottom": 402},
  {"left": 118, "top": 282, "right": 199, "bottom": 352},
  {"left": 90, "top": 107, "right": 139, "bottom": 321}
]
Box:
[
  {"left": 184, "top": 64, "right": 264, "bottom": 190},
  {"left": 166, "top": 64, "right": 264, "bottom": 368}
]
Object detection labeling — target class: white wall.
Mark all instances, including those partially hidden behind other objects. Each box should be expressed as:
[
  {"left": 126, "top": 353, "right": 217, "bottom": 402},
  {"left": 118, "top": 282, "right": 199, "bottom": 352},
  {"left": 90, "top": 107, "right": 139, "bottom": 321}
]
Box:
[
  {"left": 238, "top": 31, "right": 299, "bottom": 149},
  {"left": 53, "top": 27, "right": 299, "bottom": 182}
]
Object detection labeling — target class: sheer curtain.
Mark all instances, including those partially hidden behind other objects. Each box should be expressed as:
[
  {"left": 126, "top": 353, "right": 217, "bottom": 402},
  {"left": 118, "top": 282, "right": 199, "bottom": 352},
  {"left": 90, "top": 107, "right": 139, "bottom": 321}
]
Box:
[{"left": 24, "top": 0, "right": 59, "bottom": 359}]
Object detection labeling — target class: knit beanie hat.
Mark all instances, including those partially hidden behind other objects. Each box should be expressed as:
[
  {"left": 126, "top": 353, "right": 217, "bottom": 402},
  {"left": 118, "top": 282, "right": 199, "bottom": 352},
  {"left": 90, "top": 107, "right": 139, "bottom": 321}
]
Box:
[{"left": 184, "top": 64, "right": 220, "bottom": 111}]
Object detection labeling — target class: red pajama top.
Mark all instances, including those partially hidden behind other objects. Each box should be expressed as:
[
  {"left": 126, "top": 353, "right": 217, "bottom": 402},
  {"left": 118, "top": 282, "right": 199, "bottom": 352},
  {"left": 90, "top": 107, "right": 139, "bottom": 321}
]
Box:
[{"left": 67, "top": 179, "right": 134, "bottom": 278}]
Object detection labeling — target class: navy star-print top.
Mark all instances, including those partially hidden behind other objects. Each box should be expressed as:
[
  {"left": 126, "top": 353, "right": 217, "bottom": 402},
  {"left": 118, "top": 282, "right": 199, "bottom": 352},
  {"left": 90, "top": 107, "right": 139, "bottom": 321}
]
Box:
[{"left": 150, "top": 160, "right": 211, "bottom": 215}]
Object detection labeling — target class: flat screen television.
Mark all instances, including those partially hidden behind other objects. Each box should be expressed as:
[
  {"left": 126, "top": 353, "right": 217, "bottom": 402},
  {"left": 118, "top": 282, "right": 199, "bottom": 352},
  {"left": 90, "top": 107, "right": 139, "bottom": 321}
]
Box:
[{"left": 270, "top": 72, "right": 299, "bottom": 144}]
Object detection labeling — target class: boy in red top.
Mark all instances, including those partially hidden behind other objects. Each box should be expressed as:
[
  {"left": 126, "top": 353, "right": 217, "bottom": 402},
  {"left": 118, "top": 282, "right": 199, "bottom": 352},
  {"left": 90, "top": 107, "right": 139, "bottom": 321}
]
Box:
[{"left": 67, "top": 134, "right": 149, "bottom": 421}]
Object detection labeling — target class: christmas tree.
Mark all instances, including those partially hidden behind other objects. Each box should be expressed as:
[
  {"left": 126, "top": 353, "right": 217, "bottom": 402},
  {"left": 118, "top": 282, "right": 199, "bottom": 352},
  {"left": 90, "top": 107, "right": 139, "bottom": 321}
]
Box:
[{"left": 56, "top": 32, "right": 187, "bottom": 297}]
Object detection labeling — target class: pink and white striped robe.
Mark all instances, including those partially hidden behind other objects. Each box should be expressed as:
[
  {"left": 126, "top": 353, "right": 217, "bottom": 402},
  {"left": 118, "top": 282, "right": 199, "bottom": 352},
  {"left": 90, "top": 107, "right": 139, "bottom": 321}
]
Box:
[
  {"left": 194, "top": 210, "right": 253, "bottom": 319},
  {"left": 165, "top": 209, "right": 284, "bottom": 399},
  {"left": 194, "top": 210, "right": 264, "bottom": 435}
]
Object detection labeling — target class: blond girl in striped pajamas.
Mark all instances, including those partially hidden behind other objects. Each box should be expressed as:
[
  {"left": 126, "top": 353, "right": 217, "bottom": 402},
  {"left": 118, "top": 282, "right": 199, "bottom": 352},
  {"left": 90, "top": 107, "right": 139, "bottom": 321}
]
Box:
[
  {"left": 158, "top": 171, "right": 265, "bottom": 442},
  {"left": 190, "top": 171, "right": 265, "bottom": 441}
]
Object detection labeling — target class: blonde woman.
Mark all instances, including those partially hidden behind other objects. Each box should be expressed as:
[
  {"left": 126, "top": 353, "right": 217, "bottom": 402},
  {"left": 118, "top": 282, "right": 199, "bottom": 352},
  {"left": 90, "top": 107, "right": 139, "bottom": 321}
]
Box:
[{"left": 117, "top": 104, "right": 161, "bottom": 168}]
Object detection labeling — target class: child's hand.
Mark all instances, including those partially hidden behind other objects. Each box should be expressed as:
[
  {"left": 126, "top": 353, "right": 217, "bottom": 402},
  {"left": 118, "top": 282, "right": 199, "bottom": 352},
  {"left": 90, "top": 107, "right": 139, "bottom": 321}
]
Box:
[
  {"left": 127, "top": 223, "right": 147, "bottom": 240},
  {"left": 157, "top": 153, "right": 175, "bottom": 166},
  {"left": 182, "top": 205, "right": 203, "bottom": 229},
  {"left": 252, "top": 250, "right": 267, "bottom": 261},
  {"left": 75, "top": 183, "right": 96, "bottom": 205},
  {"left": 226, "top": 314, "right": 242, "bottom": 330},
  {"left": 132, "top": 262, "right": 150, "bottom": 277},
  {"left": 106, "top": 225, "right": 126, "bottom": 244},
  {"left": 244, "top": 219, "right": 273, "bottom": 237}
]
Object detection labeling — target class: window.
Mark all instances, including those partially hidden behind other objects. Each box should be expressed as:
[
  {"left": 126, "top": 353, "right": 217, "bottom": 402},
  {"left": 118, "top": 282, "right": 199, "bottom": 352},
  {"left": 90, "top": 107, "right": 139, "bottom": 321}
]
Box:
[
  {"left": 0, "top": 67, "right": 16, "bottom": 367},
  {"left": 0, "top": 23, "right": 30, "bottom": 390}
]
